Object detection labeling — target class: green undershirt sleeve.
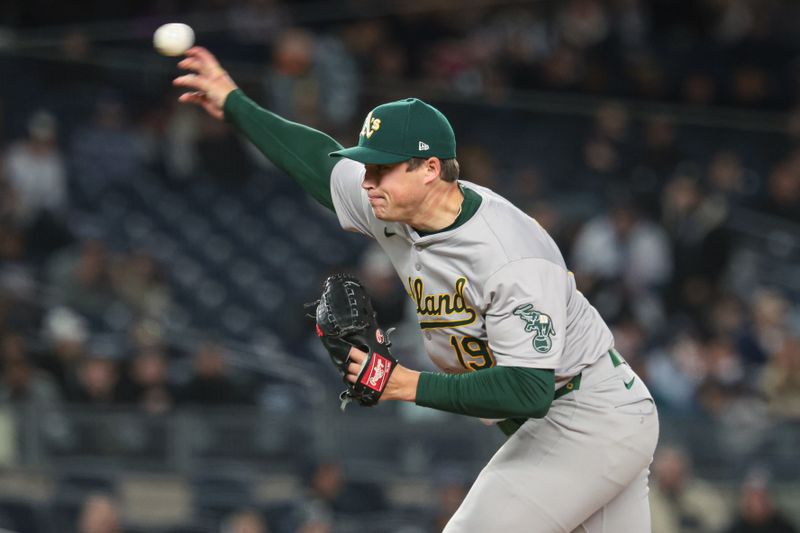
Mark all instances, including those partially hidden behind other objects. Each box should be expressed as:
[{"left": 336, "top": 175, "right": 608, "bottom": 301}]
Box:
[
  {"left": 415, "top": 366, "right": 555, "bottom": 420},
  {"left": 223, "top": 89, "right": 343, "bottom": 211}
]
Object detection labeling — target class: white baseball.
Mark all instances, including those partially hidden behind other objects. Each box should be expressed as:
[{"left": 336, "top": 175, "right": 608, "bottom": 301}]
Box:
[{"left": 153, "top": 23, "right": 195, "bottom": 57}]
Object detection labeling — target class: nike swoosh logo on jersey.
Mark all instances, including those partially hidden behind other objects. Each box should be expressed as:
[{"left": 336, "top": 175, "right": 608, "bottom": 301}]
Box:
[
  {"left": 384, "top": 227, "right": 396, "bottom": 237},
  {"left": 624, "top": 377, "right": 636, "bottom": 390}
]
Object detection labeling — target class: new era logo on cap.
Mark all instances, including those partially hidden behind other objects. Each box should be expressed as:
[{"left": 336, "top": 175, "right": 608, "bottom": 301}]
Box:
[{"left": 418, "top": 141, "right": 430, "bottom": 151}]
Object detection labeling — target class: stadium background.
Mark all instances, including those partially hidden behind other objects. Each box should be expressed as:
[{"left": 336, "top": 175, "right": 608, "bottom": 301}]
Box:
[{"left": 0, "top": 0, "right": 799, "bottom": 532}]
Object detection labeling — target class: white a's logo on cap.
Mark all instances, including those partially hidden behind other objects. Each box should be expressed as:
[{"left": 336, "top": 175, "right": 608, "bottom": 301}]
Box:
[
  {"left": 360, "top": 111, "right": 381, "bottom": 139},
  {"left": 418, "top": 141, "right": 430, "bottom": 151}
]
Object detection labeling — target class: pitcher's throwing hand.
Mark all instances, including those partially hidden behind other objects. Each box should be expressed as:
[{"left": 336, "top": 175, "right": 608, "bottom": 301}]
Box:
[{"left": 172, "top": 47, "right": 238, "bottom": 120}]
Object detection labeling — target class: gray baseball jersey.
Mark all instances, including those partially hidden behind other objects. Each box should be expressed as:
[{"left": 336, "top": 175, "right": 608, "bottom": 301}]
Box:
[
  {"left": 330, "top": 158, "right": 659, "bottom": 532},
  {"left": 330, "top": 158, "right": 614, "bottom": 387}
]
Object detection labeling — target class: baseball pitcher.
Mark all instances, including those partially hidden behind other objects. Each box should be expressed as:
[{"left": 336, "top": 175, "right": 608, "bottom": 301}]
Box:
[{"left": 174, "top": 47, "right": 659, "bottom": 533}]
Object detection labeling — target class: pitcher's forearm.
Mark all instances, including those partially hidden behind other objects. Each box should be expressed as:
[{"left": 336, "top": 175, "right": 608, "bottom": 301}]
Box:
[
  {"left": 415, "top": 366, "right": 554, "bottom": 419},
  {"left": 224, "top": 89, "right": 342, "bottom": 210}
]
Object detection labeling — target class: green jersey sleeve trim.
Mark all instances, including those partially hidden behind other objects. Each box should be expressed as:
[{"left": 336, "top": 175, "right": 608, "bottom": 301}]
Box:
[
  {"left": 223, "top": 89, "right": 343, "bottom": 211},
  {"left": 415, "top": 366, "right": 554, "bottom": 419}
]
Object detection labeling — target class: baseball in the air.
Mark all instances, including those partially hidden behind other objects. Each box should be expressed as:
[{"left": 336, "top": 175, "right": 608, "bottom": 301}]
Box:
[{"left": 153, "top": 23, "right": 195, "bottom": 57}]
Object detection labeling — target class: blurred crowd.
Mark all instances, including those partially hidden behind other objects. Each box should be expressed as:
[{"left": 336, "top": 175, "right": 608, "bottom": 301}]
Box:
[
  {"left": 0, "top": 0, "right": 800, "bottom": 532},
  {"left": 10, "top": 449, "right": 797, "bottom": 533},
  {"left": 6, "top": 0, "right": 800, "bottom": 113},
  {"left": 37, "top": 459, "right": 473, "bottom": 533}
]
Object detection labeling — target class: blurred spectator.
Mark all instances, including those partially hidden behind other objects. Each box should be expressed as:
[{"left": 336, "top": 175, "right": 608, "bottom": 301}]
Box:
[
  {"left": 709, "top": 293, "right": 746, "bottom": 339},
  {"left": 371, "top": 42, "right": 409, "bottom": 87},
  {"left": 179, "top": 343, "right": 251, "bottom": 406},
  {"left": 227, "top": 0, "right": 290, "bottom": 47},
  {"left": 163, "top": 104, "right": 200, "bottom": 180},
  {"left": 577, "top": 140, "right": 622, "bottom": 196},
  {"left": 737, "top": 288, "right": 792, "bottom": 367},
  {"left": 0, "top": 173, "right": 17, "bottom": 221},
  {"left": 0, "top": 333, "right": 62, "bottom": 407},
  {"left": 756, "top": 152, "right": 800, "bottom": 223},
  {"left": 594, "top": 101, "right": 631, "bottom": 145},
  {"left": 570, "top": 196, "right": 671, "bottom": 329},
  {"left": 47, "top": 239, "right": 116, "bottom": 318},
  {"left": 165, "top": 100, "right": 252, "bottom": 183},
  {"left": 540, "top": 43, "right": 585, "bottom": 89},
  {"left": 697, "top": 380, "right": 771, "bottom": 462},
  {"left": 628, "top": 57, "right": 668, "bottom": 100},
  {"left": 633, "top": 115, "right": 683, "bottom": 209},
  {"left": 572, "top": 197, "right": 672, "bottom": 292},
  {"left": 70, "top": 96, "right": 150, "bottom": 183},
  {"left": 264, "top": 28, "right": 358, "bottom": 131},
  {"left": 37, "top": 306, "right": 89, "bottom": 396},
  {"left": 110, "top": 250, "right": 171, "bottom": 320},
  {"left": 269, "top": 28, "right": 315, "bottom": 116},
  {"left": 0, "top": 332, "right": 71, "bottom": 454},
  {"left": 341, "top": 19, "right": 392, "bottom": 76},
  {"left": 307, "top": 461, "right": 343, "bottom": 511},
  {"left": 682, "top": 72, "right": 717, "bottom": 106},
  {"left": 507, "top": 166, "right": 549, "bottom": 212},
  {"left": 77, "top": 493, "right": 121, "bottom": 533},
  {"left": 701, "top": 335, "right": 745, "bottom": 389},
  {"left": 557, "top": 0, "right": 610, "bottom": 50},
  {"left": 573, "top": 101, "right": 632, "bottom": 195},
  {"left": 292, "top": 461, "right": 386, "bottom": 532},
  {"left": 0, "top": 219, "right": 38, "bottom": 328},
  {"left": 760, "top": 336, "right": 800, "bottom": 419},
  {"left": 289, "top": 461, "right": 342, "bottom": 531},
  {"left": 646, "top": 332, "right": 706, "bottom": 412},
  {"left": 430, "top": 470, "right": 468, "bottom": 533},
  {"left": 70, "top": 351, "right": 122, "bottom": 406},
  {"left": 649, "top": 446, "right": 729, "bottom": 533},
  {"left": 706, "top": 150, "right": 754, "bottom": 203},
  {"left": 2, "top": 110, "right": 68, "bottom": 225},
  {"left": 293, "top": 459, "right": 387, "bottom": 519},
  {"left": 118, "top": 347, "right": 175, "bottom": 415},
  {"left": 723, "top": 470, "right": 798, "bottom": 533},
  {"left": 731, "top": 65, "right": 770, "bottom": 108},
  {"left": 661, "top": 173, "right": 730, "bottom": 318},
  {"left": 457, "top": 144, "right": 497, "bottom": 190},
  {"left": 128, "top": 318, "right": 165, "bottom": 353},
  {"left": 220, "top": 508, "right": 269, "bottom": 533}
]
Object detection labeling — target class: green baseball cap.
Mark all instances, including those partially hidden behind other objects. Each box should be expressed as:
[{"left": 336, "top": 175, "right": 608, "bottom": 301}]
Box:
[{"left": 330, "top": 98, "right": 456, "bottom": 164}]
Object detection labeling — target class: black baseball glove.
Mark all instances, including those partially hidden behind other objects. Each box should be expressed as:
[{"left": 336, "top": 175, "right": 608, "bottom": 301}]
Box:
[{"left": 308, "top": 274, "right": 398, "bottom": 410}]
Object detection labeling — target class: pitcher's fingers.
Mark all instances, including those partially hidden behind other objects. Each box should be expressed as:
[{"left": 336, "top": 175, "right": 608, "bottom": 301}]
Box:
[
  {"left": 184, "top": 46, "right": 209, "bottom": 57},
  {"left": 178, "top": 56, "right": 225, "bottom": 79},
  {"left": 186, "top": 46, "right": 223, "bottom": 72},
  {"left": 347, "top": 346, "right": 366, "bottom": 364},
  {"left": 177, "top": 56, "right": 202, "bottom": 72},
  {"left": 173, "top": 74, "right": 209, "bottom": 91},
  {"left": 177, "top": 91, "right": 205, "bottom": 104}
]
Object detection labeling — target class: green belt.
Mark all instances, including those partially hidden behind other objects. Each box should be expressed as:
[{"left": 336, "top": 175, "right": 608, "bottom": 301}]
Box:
[
  {"left": 497, "top": 349, "right": 621, "bottom": 437},
  {"left": 554, "top": 372, "right": 582, "bottom": 400}
]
